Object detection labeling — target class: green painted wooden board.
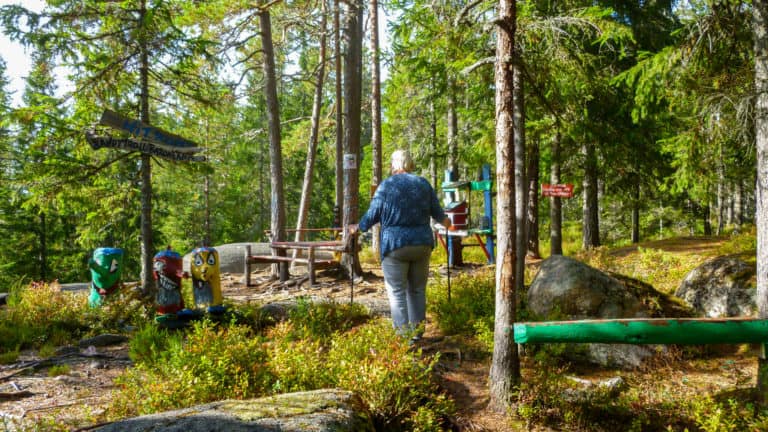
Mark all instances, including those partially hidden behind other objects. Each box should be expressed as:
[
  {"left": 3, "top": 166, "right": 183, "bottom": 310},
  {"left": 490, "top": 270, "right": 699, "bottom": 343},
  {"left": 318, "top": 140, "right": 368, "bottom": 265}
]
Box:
[{"left": 513, "top": 318, "right": 768, "bottom": 345}]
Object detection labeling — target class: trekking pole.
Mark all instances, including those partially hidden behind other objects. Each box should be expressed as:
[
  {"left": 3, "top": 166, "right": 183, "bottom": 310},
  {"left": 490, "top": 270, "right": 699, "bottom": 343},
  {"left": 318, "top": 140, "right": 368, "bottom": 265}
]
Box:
[
  {"left": 349, "top": 231, "right": 356, "bottom": 304},
  {"left": 446, "top": 230, "right": 451, "bottom": 302}
]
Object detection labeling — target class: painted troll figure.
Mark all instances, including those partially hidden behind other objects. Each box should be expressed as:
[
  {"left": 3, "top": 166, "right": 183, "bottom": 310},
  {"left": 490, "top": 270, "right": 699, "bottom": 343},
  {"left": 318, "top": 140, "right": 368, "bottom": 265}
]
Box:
[
  {"left": 152, "top": 247, "right": 187, "bottom": 321},
  {"left": 88, "top": 247, "right": 124, "bottom": 308},
  {"left": 190, "top": 247, "right": 224, "bottom": 314}
]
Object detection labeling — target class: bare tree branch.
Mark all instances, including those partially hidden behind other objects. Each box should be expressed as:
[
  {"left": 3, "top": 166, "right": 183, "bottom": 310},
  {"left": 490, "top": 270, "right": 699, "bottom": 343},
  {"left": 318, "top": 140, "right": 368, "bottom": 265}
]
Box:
[
  {"left": 453, "top": 0, "right": 488, "bottom": 27},
  {"left": 460, "top": 56, "right": 495, "bottom": 75}
]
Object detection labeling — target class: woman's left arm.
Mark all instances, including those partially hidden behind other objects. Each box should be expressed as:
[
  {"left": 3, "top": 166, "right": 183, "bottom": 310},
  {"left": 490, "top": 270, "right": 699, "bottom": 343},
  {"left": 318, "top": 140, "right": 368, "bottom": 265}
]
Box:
[{"left": 428, "top": 187, "right": 447, "bottom": 223}]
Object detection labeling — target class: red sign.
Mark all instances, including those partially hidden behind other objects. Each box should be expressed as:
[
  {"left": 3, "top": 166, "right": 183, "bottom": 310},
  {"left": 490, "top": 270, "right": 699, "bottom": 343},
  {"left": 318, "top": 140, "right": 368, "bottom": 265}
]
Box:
[{"left": 542, "top": 183, "right": 574, "bottom": 198}]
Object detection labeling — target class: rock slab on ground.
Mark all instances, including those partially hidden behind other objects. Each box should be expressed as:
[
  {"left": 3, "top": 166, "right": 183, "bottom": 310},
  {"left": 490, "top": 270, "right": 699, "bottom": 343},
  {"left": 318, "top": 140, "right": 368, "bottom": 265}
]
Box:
[{"left": 93, "top": 388, "right": 375, "bottom": 432}]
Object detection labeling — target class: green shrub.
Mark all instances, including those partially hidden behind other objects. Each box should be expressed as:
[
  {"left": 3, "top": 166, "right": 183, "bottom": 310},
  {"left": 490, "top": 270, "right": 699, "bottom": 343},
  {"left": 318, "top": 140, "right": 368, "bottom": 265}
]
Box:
[
  {"left": 716, "top": 226, "right": 757, "bottom": 260},
  {"left": 428, "top": 270, "right": 494, "bottom": 337},
  {"left": 111, "top": 319, "right": 273, "bottom": 417},
  {"left": 0, "top": 347, "right": 19, "bottom": 364},
  {"left": 227, "top": 301, "right": 276, "bottom": 332},
  {"left": 0, "top": 320, "right": 35, "bottom": 355},
  {"left": 110, "top": 304, "right": 453, "bottom": 431},
  {"left": 473, "top": 320, "right": 495, "bottom": 353},
  {"left": 689, "top": 395, "right": 768, "bottom": 432},
  {"left": 0, "top": 282, "right": 89, "bottom": 353},
  {"left": 640, "top": 247, "right": 691, "bottom": 293},
  {"left": 287, "top": 297, "right": 369, "bottom": 340},
  {"left": 327, "top": 319, "right": 455, "bottom": 431},
  {"left": 428, "top": 237, "right": 492, "bottom": 267},
  {"left": 267, "top": 322, "right": 334, "bottom": 393},
  {"left": 128, "top": 323, "right": 174, "bottom": 366},
  {"left": 37, "top": 343, "right": 58, "bottom": 359},
  {"left": 407, "top": 396, "right": 455, "bottom": 432},
  {"left": 82, "top": 288, "right": 153, "bottom": 335},
  {"left": 0, "top": 280, "right": 149, "bottom": 356},
  {"left": 516, "top": 362, "right": 642, "bottom": 431},
  {"left": 47, "top": 364, "right": 71, "bottom": 377},
  {"left": 575, "top": 245, "right": 617, "bottom": 270}
]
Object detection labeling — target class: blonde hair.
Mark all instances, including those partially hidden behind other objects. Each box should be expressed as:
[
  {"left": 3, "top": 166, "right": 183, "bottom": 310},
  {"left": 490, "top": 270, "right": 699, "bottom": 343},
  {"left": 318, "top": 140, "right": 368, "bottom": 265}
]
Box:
[{"left": 391, "top": 149, "right": 414, "bottom": 172}]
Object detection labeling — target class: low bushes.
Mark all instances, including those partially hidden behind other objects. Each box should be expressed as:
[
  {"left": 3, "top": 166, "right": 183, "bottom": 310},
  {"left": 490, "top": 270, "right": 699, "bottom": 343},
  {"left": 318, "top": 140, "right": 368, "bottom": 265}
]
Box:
[{"left": 109, "top": 300, "right": 454, "bottom": 432}]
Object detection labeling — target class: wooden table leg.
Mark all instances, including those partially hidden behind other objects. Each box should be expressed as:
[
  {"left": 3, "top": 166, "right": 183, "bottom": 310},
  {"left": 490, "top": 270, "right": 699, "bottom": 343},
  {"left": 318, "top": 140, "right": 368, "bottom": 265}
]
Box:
[
  {"left": 308, "top": 246, "right": 316, "bottom": 286},
  {"left": 244, "top": 244, "right": 252, "bottom": 287}
]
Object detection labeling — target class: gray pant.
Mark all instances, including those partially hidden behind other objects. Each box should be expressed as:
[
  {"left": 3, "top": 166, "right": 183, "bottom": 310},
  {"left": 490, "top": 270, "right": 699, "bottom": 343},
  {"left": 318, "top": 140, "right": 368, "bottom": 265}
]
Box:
[{"left": 381, "top": 245, "right": 432, "bottom": 335}]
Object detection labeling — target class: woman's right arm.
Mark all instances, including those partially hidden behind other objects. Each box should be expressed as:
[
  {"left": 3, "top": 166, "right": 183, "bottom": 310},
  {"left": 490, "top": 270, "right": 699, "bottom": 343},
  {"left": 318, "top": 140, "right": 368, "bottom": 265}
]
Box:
[{"left": 358, "top": 192, "right": 383, "bottom": 232}]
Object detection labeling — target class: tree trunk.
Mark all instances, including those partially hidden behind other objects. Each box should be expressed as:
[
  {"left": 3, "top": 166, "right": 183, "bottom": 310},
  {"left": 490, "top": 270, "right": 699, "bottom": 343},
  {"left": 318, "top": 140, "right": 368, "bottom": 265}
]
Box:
[
  {"left": 582, "top": 141, "right": 600, "bottom": 249},
  {"left": 717, "top": 156, "right": 725, "bottom": 235},
  {"left": 260, "top": 8, "right": 288, "bottom": 281},
  {"left": 430, "top": 99, "right": 439, "bottom": 188},
  {"left": 295, "top": 3, "right": 328, "bottom": 247},
  {"left": 341, "top": 0, "right": 364, "bottom": 276},
  {"left": 334, "top": 0, "right": 343, "bottom": 220},
  {"left": 204, "top": 174, "right": 211, "bottom": 246},
  {"left": 39, "top": 212, "right": 47, "bottom": 280},
  {"left": 703, "top": 202, "right": 712, "bottom": 235},
  {"left": 138, "top": 0, "right": 154, "bottom": 296},
  {"left": 513, "top": 55, "right": 526, "bottom": 292},
  {"left": 753, "top": 0, "right": 768, "bottom": 406},
  {"left": 370, "top": 0, "right": 382, "bottom": 258},
  {"left": 549, "top": 131, "right": 563, "bottom": 255},
  {"left": 526, "top": 134, "right": 540, "bottom": 259},
  {"left": 727, "top": 184, "right": 733, "bottom": 227},
  {"left": 258, "top": 138, "right": 266, "bottom": 239},
  {"left": 489, "top": 0, "right": 520, "bottom": 412},
  {"left": 736, "top": 184, "right": 742, "bottom": 226},
  {"left": 447, "top": 76, "right": 459, "bottom": 180},
  {"left": 632, "top": 180, "right": 640, "bottom": 243}
]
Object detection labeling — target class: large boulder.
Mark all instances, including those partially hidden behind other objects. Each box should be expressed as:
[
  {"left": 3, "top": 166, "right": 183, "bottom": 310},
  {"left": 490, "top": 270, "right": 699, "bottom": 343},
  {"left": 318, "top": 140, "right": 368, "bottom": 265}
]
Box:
[
  {"left": 526, "top": 255, "right": 691, "bottom": 369},
  {"left": 675, "top": 256, "right": 756, "bottom": 317},
  {"left": 94, "top": 389, "right": 375, "bottom": 432},
  {"left": 529, "top": 255, "right": 647, "bottom": 319}
]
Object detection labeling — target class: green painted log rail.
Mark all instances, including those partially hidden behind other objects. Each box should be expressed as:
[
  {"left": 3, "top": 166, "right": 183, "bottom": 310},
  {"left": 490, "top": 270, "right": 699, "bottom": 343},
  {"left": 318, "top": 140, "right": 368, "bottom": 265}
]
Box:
[{"left": 513, "top": 318, "right": 768, "bottom": 345}]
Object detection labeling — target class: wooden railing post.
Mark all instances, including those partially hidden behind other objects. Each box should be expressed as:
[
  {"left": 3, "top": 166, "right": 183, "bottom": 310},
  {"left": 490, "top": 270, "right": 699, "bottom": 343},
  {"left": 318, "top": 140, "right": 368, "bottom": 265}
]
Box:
[{"left": 308, "top": 246, "right": 316, "bottom": 286}]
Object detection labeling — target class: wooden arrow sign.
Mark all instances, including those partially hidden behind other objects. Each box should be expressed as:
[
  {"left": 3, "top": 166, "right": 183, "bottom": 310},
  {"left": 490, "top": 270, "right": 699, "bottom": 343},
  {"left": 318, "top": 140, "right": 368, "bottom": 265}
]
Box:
[
  {"left": 86, "top": 131, "right": 206, "bottom": 162},
  {"left": 98, "top": 109, "right": 203, "bottom": 154}
]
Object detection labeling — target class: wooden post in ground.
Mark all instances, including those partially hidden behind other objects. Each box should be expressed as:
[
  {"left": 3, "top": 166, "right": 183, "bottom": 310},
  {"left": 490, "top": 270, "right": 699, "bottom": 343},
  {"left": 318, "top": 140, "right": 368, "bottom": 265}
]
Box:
[{"left": 244, "top": 245, "right": 251, "bottom": 287}]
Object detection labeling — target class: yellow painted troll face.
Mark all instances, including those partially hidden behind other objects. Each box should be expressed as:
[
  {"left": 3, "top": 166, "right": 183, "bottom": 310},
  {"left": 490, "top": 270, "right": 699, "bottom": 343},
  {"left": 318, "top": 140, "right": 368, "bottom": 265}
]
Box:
[{"left": 190, "top": 247, "right": 222, "bottom": 308}]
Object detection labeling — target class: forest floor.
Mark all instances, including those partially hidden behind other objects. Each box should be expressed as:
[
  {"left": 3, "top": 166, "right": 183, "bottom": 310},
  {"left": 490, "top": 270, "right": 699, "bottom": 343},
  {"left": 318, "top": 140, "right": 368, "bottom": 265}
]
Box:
[{"left": 0, "top": 235, "right": 756, "bottom": 431}]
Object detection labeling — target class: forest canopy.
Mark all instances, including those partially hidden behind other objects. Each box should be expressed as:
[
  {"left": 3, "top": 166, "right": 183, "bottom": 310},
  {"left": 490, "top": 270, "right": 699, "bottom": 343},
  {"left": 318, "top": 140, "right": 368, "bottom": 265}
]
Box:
[{"left": 0, "top": 0, "right": 756, "bottom": 288}]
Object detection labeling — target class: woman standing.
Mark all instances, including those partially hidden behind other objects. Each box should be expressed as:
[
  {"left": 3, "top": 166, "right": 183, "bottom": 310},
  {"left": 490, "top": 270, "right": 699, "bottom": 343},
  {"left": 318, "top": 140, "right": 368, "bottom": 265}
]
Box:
[{"left": 351, "top": 150, "right": 452, "bottom": 340}]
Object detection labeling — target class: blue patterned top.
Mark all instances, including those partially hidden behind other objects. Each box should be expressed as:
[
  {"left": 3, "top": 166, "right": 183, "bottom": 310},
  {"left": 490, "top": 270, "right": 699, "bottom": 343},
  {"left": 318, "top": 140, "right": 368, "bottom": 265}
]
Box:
[{"left": 358, "top": 173, "right": 446, "bottom": 258}]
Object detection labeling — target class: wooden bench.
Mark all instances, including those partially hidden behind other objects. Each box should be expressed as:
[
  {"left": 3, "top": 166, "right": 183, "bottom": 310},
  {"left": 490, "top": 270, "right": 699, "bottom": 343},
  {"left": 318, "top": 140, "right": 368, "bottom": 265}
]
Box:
[{"left": 244, "top": 236, "right": 349, "bottom": 287}]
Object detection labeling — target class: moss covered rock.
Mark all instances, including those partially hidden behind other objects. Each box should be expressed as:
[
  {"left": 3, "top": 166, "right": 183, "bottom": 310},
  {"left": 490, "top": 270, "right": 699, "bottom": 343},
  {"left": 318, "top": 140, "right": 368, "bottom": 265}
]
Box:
[{"left": 95, "top": 389, "right": 375, "bottom": 432}]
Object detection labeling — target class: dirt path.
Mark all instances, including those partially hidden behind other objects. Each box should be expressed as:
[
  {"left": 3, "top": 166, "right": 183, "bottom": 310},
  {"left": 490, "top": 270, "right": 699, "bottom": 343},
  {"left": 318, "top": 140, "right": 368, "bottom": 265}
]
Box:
[
  {"left": 0, "top": 344, "right": 129, "bottom": 428},
  {"left": 609, "top": 235, "right": 729, "bottom": 258}
]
